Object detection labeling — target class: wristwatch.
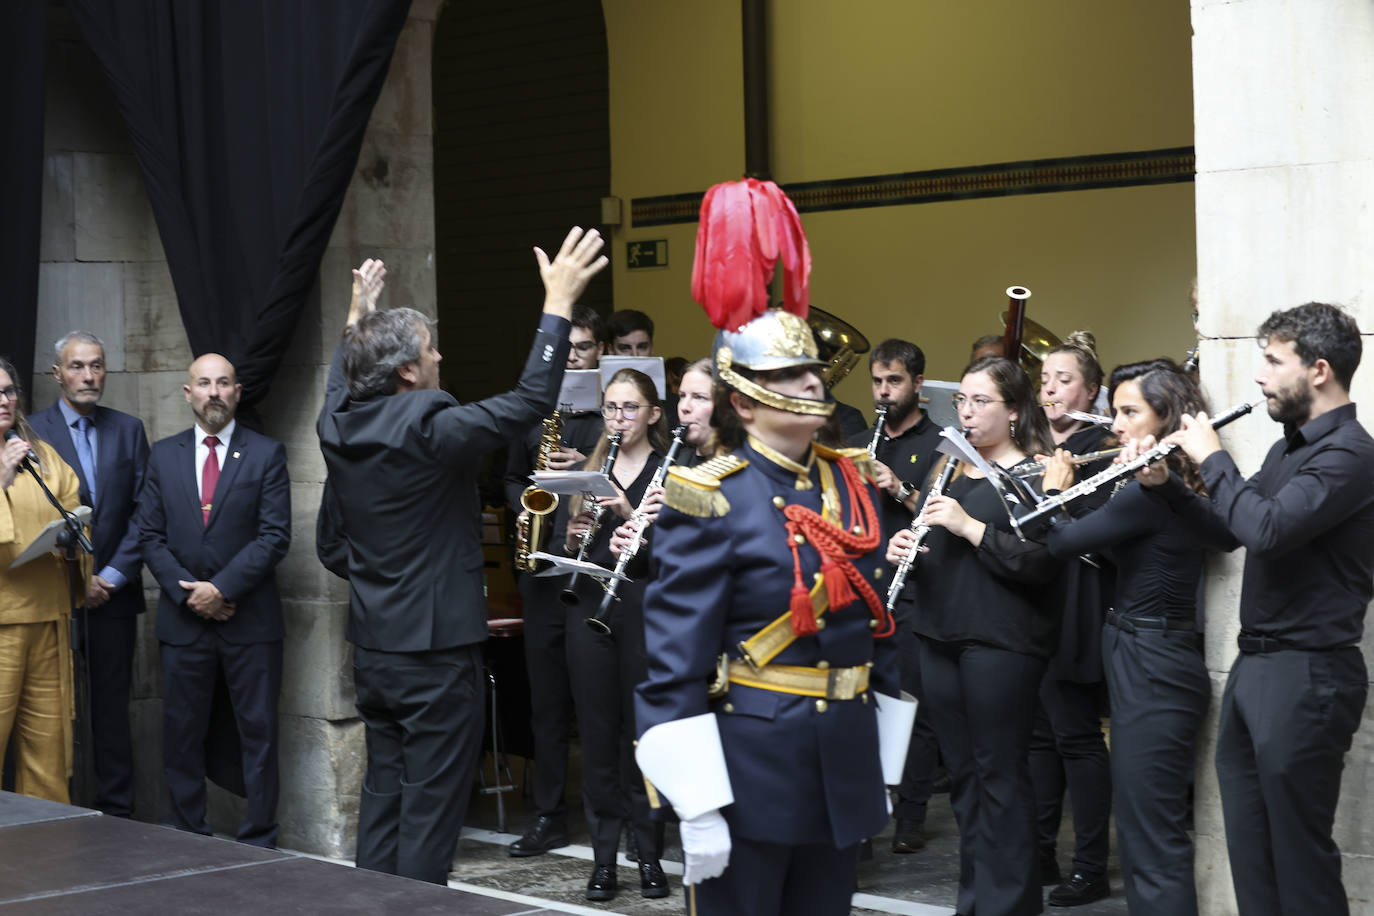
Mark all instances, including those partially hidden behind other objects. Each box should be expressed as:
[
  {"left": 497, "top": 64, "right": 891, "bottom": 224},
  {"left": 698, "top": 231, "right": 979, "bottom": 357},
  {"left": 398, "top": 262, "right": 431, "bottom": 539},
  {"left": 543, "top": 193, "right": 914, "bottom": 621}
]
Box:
[{"left": 894, "top": 481, "right": 915, "bottom": 503}]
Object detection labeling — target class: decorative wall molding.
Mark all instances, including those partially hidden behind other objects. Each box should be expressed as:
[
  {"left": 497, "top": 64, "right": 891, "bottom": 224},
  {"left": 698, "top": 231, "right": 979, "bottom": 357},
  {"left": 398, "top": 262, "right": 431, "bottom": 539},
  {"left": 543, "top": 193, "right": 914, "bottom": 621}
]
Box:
[{"left": 631, "top": 146, "right": 1195, "bottom": 227}]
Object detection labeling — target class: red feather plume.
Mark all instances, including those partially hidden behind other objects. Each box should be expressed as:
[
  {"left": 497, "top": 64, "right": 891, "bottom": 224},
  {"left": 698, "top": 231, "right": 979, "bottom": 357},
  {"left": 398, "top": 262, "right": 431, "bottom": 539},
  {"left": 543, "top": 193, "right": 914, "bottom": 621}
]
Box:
[{"left": 691, "top": 178, "right": 811, "bottom": 331}]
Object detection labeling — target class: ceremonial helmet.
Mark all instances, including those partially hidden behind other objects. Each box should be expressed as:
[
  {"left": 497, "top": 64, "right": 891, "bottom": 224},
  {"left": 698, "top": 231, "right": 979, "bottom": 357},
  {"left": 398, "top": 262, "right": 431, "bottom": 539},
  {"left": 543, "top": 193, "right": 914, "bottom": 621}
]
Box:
[
  {"left": 713, "top": 309, "right": 834, "bottom": 417},
  {"left": 695, "top": 178, "right": 832, "bottom": 417}
]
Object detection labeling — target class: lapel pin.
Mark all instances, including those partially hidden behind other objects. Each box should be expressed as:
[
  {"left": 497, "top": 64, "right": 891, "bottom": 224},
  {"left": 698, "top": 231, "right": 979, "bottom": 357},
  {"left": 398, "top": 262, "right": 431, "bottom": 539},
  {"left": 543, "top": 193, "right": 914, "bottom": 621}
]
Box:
[{"left": 232, "top": 451, "right": 241, "bottom": 459}]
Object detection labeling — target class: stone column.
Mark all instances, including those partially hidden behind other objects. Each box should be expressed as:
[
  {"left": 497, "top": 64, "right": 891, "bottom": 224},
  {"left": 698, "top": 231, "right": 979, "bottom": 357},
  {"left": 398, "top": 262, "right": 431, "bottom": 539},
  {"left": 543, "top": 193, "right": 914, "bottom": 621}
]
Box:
[
  {"left": 35, "top": 0, "right": 440, "bottom": 857},
  {"left": 1191, "top": 2, "right": 1374, "bottom": 912}
]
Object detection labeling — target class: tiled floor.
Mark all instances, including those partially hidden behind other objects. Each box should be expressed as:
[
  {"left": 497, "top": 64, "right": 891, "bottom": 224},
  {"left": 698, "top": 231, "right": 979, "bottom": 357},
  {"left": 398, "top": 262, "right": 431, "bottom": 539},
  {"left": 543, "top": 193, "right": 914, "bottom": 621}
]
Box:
[{"left": 454, "top": 755, "right": 1131, "bottom": 916}]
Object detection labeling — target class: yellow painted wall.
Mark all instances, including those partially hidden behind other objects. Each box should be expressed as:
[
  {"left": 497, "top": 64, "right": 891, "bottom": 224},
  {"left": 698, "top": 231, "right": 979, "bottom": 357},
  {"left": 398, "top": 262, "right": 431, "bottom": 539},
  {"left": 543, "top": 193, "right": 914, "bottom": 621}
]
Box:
[{"left": 603, "top": 0, "right": 1196, "bottom": 407}]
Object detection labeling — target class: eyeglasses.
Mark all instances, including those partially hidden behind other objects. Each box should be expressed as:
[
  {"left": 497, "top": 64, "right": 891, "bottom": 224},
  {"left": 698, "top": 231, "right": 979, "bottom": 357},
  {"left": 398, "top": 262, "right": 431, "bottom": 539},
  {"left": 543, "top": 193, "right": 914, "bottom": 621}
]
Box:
[
  {"left": 602, "top": 402, "right": 641, "bottom": 419},
  {"left": 951, "top": 394, "right": 1007, "bottom": 412},
  {"left": 0, "top": 386, "right": 18, "bottom": 403},
  {"left": 570, "top": 340, "right": 599, "bottom": 353}
]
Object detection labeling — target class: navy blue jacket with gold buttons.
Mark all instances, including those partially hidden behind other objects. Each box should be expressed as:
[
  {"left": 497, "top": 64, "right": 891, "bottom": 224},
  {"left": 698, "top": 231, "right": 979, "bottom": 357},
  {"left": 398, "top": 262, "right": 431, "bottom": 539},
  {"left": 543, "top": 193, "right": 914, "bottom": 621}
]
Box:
[{"left": 635, "top": 439, "right": 898, "bottom": 849}]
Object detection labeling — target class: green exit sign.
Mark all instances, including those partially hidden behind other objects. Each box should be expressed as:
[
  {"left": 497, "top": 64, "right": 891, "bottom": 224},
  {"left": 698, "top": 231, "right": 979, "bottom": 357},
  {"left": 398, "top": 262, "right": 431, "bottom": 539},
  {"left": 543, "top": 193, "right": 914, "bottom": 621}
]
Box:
[{"left": 626, "top": 240, "right": 668, "bottom": 270}]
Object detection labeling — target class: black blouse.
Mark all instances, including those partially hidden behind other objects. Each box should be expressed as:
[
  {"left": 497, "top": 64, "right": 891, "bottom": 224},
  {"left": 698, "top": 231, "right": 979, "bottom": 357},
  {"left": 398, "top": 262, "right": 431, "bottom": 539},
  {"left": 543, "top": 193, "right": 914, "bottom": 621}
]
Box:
[
  {"left": 1045, "top": 479, "right": 1231, "bottom": 622},
  {"left": 913, "top": 463, "right": 1064, "bottom": 657}
]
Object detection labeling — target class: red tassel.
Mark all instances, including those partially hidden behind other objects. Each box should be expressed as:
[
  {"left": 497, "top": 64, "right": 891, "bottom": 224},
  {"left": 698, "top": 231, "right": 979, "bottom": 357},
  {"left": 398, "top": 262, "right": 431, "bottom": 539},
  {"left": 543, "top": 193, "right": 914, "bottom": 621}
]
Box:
[
  {"left": 790, "top": 585, "right": 817, "bottom": 637},
  {"left": 821, "top": 560, "right": 857, "bottom": 609}
]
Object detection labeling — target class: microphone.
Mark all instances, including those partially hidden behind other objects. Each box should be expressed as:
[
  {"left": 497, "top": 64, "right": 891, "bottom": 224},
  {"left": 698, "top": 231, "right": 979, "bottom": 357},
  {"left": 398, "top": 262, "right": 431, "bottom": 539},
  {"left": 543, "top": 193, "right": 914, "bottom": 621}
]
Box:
[{"left": 4, "top": 429, "right": 39, "bottom": 467}]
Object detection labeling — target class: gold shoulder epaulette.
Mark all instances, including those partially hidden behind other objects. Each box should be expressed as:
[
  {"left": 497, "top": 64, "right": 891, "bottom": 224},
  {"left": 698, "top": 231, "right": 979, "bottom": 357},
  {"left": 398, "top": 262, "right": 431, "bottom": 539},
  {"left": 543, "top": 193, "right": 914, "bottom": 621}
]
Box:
[
  {"left": 663, "top": 454, "right": 748, "bottom": 518},
  {"left": 816, "top": 444, "right": 877, "bottom": 482}
]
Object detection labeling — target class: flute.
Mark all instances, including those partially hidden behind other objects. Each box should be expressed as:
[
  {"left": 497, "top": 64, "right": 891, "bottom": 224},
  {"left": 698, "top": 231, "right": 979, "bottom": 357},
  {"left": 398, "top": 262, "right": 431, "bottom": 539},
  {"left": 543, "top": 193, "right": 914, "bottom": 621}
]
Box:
[
  {"left": 586, "top": 427, "right": 687, "bottom": 635},
  {"left": 1010, "top": 447, "right": 1125, "bottom": 479},
  {"left": 1009, "top": 400, "right": 1262, "bottom": 539},
  {"left": 867, "top": 405, "right": 890, "bottom": 458},
  {"left": 885, "top": 456, "right": 960, "bottom": 611}
]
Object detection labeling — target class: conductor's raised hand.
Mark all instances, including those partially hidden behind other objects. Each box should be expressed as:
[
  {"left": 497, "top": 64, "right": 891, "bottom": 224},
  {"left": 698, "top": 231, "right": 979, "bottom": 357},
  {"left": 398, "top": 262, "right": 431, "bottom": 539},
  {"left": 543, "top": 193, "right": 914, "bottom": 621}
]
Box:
[
  {"left": 347, "top": 258, "right": 387, "bottom": 327},
  {"left": 535, "top": 227, "right": 608, "bottom": 319}
]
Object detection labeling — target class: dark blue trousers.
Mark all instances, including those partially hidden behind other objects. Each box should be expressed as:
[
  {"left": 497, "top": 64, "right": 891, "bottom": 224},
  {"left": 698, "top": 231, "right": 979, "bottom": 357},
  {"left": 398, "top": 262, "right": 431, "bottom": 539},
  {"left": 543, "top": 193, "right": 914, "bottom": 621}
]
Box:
[{"left": 161, "top": 631, "right": 281, "bottom": 847}]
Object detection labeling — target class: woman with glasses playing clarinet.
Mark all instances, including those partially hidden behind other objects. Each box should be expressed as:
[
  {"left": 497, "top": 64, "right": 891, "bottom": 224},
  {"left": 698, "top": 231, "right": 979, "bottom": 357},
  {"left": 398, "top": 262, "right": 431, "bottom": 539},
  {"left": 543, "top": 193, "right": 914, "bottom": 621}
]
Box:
[
  {"left": 1039, "top": 359, "right": 1232, "bottom": 916},
  {"left": 886, "top": 356, "right": 1062, "bottom": 916},
  {"left": 558, "top": 368, "right": 671, "bottom": 902},
  {"left": 1032, "top": 332, "right": 1115, "bottom": 904}
]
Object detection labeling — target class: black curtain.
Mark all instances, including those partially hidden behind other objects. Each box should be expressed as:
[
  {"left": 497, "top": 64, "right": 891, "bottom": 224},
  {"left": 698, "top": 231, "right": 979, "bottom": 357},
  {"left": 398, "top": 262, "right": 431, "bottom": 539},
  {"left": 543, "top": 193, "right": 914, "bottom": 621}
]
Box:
[
  {"left": 0, "top": 1, "right": 48, "bottom": 402},
  {"left": 50, "top": 0, "right": 410, "bottom": 410}
]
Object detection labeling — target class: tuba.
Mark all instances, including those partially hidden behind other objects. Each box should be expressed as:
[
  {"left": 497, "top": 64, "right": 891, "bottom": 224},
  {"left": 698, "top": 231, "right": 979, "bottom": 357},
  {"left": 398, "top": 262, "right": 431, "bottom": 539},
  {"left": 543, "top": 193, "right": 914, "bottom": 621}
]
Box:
[
  {"left": 514, "top": 412, "right": 562, "bottom": 572},
  {"left": 807, "top": 306, "right": 871, "bottom": 388}
]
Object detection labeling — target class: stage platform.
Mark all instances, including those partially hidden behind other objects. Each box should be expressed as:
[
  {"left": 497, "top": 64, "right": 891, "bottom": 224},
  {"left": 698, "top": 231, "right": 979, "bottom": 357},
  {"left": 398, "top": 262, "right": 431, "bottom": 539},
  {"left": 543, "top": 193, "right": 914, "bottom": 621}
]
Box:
[{"left": 0, "top": 792, "right": 582, "bottom": 915}]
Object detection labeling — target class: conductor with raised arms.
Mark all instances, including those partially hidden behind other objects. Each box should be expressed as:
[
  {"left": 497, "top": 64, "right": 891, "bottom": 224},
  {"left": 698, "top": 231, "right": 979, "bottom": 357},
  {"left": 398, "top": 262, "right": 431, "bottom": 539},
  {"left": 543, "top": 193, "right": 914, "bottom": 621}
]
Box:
[{"left": 318, "top": 228, "right": 606, "bottom": 885}]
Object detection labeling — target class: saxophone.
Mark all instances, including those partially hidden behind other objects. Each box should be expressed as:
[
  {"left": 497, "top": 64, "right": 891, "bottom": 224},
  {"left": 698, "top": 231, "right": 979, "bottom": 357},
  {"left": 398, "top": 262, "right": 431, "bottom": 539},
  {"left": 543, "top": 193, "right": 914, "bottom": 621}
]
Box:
[{"left": 514, "top": 412, "right": 562, "bottom": 572}]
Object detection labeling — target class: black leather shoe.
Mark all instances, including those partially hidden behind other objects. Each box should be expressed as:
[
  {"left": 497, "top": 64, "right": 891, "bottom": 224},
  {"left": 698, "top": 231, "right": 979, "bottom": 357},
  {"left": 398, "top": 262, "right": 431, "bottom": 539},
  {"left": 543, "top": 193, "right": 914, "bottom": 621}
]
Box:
[
  {"left": 586, "top": 864, "right": 618, "bottom": 901},
  {"left": 890, "top": 817, "right": 926, "bottom": 853},
  {"left": 508, "top": 816, "right": 569, "bottom": 857},
  {"left": 639, "top": 860, "right": 669, "bottom": 898},
  {"left": 1048, "top": 872, "right": 1109, "bottom": 907}
]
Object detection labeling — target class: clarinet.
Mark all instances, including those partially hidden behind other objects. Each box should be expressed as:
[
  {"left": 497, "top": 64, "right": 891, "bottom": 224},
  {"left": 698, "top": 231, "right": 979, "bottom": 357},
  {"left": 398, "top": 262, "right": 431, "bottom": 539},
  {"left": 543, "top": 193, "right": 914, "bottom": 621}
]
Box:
[
  {"left": 885, "top": 456, "right": 960, "bottom": 611},
  {"left": 1010, "top": 399, "right": 1261, "bottom": 538},
  {"left": 586, "top": 426, "right": 687, "bottom": 635},
  {"left": 559, "top": 431, "right": 622, "bottom": 606},
  {"left": 867, "top": 404, "right": 890, "bottom": 458}
]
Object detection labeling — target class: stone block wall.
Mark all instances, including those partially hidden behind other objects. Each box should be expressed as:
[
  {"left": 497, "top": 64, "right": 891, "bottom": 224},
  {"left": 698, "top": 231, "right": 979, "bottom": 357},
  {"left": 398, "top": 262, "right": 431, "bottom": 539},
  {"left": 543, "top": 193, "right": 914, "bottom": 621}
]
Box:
[
  {"left": 1191, "top": 1, "right": 1374, "bottom": 911},
  {"left": 34, "top": 0, "right": 440, "bottom": 857}
]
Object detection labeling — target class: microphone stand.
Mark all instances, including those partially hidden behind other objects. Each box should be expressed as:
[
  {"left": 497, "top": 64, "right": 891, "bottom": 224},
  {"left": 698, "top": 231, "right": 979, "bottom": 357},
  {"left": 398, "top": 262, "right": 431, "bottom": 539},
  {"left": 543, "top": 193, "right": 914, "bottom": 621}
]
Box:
[{"left": 19, "top": 458, "right": 95, "bottom": 806}]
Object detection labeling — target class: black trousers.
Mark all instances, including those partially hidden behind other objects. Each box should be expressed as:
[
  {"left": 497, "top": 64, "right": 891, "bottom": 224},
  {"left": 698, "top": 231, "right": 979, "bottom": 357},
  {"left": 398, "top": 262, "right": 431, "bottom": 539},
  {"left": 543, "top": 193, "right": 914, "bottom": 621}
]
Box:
[
  {"left": 688, "top": 834, "right": 861, "bottom": 916},
  {"left": 1217, "top": 648, "right": 1366, "bottom": 916},
  {"left": 920, "top": 638, "right": 1045, "bottom": 916},
  {"left": 1103, "top": 621, "right": 1208, "bottom": 916},
  {"left": 353, "top": 643, "right": 486, "bottom": 885},
  {"left": 518, "top": 574, "right": 574, "bottom": 820},
  {"left": 1028, "top": 677, "right": 1111, "bottom": 876},
  {"left": 565, "top": 597, "right": 659, "bottom": 866},
  {"left": 893, "top": 603, "right": 938, "bottom": 820},
  {"left": 161, "top": 632, "right": 281, "bottom": 847},
  {"left": 78, "top": 610, "right": 137, "bottom": 817}
]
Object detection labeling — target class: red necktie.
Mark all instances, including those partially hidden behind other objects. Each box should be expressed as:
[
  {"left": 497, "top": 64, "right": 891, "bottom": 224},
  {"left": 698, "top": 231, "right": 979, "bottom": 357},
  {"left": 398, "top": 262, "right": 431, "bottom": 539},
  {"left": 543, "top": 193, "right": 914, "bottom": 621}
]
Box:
[{"left": 202, "top": 435, "right": 221, "bottom": 525}]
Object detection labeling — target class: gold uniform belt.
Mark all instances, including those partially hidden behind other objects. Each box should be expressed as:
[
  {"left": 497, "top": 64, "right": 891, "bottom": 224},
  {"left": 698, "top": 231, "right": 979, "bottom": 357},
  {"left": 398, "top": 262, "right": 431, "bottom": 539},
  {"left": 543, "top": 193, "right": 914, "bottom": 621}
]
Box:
[{"left": 723, "top": 659, "right": 871, "bottom": 700}]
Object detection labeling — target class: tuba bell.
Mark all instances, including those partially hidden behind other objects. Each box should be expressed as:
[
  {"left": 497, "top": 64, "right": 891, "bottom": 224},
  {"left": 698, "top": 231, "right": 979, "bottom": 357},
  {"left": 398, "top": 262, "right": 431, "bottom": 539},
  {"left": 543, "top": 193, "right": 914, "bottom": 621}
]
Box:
[{"left": 807, "top": 306, "right": 871, "bottom": 388}]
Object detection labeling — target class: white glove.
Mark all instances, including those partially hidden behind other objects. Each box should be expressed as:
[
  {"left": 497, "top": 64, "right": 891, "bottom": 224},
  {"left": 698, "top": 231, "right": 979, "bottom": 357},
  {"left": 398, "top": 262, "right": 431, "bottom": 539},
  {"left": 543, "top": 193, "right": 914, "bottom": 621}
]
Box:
[{"left": 679, "top": 809, "right": 732, "bottom": 885}]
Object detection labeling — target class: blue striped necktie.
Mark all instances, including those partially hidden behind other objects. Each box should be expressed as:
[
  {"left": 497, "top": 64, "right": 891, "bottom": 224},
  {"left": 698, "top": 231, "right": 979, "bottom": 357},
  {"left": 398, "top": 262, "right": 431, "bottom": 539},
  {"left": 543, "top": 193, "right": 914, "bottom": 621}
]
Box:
[{"left": 74, "top": 415, "right": 97, "bottom": 506}]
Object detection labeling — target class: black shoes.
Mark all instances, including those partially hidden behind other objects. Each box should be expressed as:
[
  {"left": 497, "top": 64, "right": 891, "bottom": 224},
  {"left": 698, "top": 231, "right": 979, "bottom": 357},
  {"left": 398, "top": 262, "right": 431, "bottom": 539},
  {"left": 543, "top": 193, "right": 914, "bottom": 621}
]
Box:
[
  {"left": 891, "top": 817, "right": 926, "bottom": 853},
  {"left": 1048, "top": 872, "right": 1109, "bottom": 907},
  {"left": 508, "top": 816, "right": 569, "bottom": 857},
  {"left": 586, "top": 863, "right": 618, "bottom": 901},
  {"left": 639, "top": 860, "right": 669, "bottom": 898}
]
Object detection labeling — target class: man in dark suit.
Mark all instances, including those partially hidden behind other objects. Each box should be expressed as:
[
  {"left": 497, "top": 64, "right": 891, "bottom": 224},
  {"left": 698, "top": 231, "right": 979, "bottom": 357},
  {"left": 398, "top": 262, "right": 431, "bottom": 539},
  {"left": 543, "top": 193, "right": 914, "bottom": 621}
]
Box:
[
  {"left": 28, "top": 331, "right": 149, "bottom": 817},
  {"left": 137, "top": 353, "right": 290, "bottom": 847},
  {"left": 318, "top": 227, "right": 606, "bottom": 884}
]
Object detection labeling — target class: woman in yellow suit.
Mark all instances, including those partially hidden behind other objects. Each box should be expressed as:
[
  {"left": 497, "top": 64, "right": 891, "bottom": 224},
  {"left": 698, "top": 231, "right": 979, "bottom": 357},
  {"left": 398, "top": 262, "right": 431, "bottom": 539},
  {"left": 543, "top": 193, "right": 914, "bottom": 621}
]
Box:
[{"left": 0, "top": 356, "right": 87, "bottom": 803}]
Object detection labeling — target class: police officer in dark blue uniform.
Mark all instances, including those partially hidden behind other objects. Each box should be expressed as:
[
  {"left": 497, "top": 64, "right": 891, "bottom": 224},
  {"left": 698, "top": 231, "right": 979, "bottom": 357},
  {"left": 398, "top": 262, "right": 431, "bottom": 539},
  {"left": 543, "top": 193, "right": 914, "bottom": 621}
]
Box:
[{"left": 635, "top": 309, "right": 913, "bottom": 916}]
